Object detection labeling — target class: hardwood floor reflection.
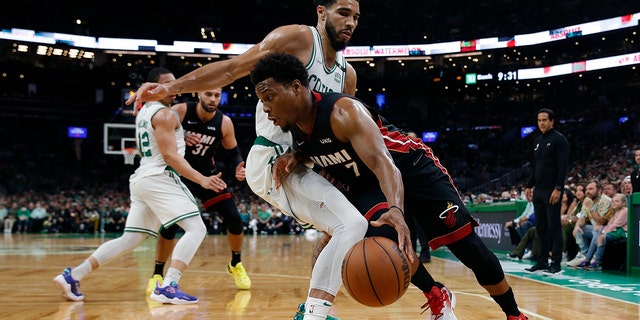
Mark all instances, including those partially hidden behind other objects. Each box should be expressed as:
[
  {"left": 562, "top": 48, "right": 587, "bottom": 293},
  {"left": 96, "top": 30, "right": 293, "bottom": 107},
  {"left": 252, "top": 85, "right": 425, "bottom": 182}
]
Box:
[{"left": 0, "top": 232, "right": 637, "bottom": 319}]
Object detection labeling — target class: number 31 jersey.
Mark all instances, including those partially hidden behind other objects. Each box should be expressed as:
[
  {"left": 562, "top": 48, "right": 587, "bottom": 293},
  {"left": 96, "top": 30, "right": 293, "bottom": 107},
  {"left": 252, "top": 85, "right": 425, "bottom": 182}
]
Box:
[{"left": 181, "top": 101, "right": 224, "bottom": 173}]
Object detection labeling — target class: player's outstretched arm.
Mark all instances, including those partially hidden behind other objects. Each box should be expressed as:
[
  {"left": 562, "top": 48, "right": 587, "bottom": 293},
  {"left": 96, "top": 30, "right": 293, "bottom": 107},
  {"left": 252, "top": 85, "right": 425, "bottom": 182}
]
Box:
[{"left": 126, "top": 24, "right": 313, "bottom": 115}]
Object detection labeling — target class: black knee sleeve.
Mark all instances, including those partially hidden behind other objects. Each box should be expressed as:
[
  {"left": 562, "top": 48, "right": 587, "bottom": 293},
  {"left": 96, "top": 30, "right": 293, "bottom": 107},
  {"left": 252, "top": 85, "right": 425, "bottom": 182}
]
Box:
[
  {"left": 447, "top": 233, "right": 505, "bottom": 286},
  {"left": 160, "top": 223, "right": 179, "bottom": 240},
  {"left": 208, "top": 198, "right": 243, "bottom": 235}
]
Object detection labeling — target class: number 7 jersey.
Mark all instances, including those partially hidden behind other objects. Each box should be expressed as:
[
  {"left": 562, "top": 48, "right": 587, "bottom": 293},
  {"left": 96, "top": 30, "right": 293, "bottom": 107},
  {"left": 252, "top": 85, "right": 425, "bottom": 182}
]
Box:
[{"left": 290, "top": 92, "right": 378, "bottom": 193}]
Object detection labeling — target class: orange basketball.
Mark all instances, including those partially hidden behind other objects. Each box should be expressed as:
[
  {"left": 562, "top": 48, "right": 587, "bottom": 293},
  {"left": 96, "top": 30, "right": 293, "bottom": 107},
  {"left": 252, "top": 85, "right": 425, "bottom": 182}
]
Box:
[{"left": 341, "top": 236, "right": 411, "bottom": 307}]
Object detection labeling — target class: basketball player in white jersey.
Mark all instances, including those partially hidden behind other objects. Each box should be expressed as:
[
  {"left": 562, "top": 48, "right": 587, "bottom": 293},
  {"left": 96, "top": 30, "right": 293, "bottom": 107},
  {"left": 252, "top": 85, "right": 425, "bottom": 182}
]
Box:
[
  {"left": 53, "top": 100, "right": 226, "bottom": 304},
  {"left": 127, "top": 1, "right": 456, "bottom": 319}
]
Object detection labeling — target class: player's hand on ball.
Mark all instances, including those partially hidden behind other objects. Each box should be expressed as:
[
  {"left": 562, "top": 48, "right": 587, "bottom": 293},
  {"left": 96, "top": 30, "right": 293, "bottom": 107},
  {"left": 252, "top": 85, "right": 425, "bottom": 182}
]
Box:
[{"left": 370, "top": 208, "right": 415, "bottom": 264}]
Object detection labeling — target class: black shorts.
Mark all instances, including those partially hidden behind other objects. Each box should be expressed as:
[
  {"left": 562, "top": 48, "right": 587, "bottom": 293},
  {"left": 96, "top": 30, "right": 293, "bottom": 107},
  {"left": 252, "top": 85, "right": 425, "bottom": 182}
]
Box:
[
  {"left": 343, "top": 173, "right": 477, "bottom": 250},
  {"left": 403, "top": 173, "right": 477, "bottom": 249},
  {"left": 344, "top": 187, "right": 398, "bottom": 241}
]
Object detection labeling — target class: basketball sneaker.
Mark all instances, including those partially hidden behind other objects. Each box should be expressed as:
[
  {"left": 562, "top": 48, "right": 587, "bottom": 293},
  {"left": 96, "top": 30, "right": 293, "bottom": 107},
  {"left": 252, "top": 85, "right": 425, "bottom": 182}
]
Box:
[
  {"left": 507, "top": 253, "right": 522, "bottom": 261},
  {"left": 566, "top": 252, "right": 586, "bottom": 267},
  {"left": 584, "top": 261, "right": 602, "bottom": 271},
  {"left": 146, "top": 274, "right": 163, "bottom": 296},
  {"left": 508, "top": 313, "right": 529, "bottom": 320},
  {"left": 541, "top": 264, "right": 563, "bottom": 276},
  {"left": 150, "top": 281, "right": 198, "bottom": 305},
  {"left": 53, "top": 267, "right": 84, "bottom": 301},
  {"left": 422, "top": 282, "right": 457, "bottom": 320},
  {"left": 524, "top": 262, "right": 549, "bottom": 273},
  {"left": 293, "top": 303, "right": 339, "bottom": 320},
  {"left": 227, "top": 262, "right": 251, "bottom": 289}
]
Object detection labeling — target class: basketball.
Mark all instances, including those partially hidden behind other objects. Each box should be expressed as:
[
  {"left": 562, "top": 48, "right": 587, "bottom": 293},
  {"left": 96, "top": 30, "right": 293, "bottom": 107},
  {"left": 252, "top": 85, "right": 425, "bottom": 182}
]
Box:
[{"left": 341, "top": 236, "right": 411, "bottom": 307}]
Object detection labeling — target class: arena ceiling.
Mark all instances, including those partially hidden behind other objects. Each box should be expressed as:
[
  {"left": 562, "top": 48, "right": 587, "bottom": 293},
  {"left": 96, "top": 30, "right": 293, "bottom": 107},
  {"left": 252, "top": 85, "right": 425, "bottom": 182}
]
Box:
[{"left": 2, "top": 0, "right": 636, "bottom": 46}]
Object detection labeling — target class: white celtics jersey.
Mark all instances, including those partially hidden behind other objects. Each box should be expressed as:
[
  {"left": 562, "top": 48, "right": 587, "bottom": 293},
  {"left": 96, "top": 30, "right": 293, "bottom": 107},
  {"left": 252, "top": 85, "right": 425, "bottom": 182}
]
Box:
[
  {"left": 254, "top": 26, "right": 347, "bottom": 145},
  {"left": 130, "top": 101, "right": 185, "bottom": 183}
]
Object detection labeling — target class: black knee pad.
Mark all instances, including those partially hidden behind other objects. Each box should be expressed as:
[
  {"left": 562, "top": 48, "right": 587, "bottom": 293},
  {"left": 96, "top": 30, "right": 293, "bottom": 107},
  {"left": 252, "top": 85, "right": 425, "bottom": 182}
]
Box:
[
  {"left": 160, "top": 223, "right": 179, "bottom": 240},
  {"left": 447, "top": 233, "right": 505, "bottom": 285}
]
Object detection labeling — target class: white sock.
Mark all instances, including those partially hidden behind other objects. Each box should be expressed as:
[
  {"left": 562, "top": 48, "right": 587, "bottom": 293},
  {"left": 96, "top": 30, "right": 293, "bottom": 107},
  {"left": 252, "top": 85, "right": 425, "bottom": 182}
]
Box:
[
  {"left": 163, "top": 267, "right": 182, "bottom": 286},
  {"left": 303, "top": 297, "right": 332, "bottom": 320},
  {"left": 72, "top": 260, "right": 93, "bottom": 281}
]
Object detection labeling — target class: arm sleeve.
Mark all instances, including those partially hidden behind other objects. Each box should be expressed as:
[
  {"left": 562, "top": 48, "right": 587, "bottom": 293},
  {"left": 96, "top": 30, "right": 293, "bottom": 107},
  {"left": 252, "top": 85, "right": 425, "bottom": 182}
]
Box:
[{"left": 224, "top": 145, "right": 244, "bottom": 167}]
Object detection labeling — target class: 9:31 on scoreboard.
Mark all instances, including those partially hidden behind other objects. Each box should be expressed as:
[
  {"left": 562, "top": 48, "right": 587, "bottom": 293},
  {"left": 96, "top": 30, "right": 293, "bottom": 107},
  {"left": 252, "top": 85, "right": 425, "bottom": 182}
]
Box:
[{"left": 465, "top": 71, "right": 518, "bottom": 84}]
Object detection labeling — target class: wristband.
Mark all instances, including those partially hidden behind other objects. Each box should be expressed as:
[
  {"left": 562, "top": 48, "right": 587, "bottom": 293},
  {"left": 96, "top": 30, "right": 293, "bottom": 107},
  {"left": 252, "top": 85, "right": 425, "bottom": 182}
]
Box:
[{"left": 389, "top": 205, "right": 404, "bottom": 215}]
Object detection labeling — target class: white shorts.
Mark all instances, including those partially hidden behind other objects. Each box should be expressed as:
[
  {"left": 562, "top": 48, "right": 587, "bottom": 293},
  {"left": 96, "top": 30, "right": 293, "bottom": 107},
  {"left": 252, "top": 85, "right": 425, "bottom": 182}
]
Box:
[
  {"left": 245, "top": 140, "right": 292, "bottom": 213},
  {"left": 246, "top": 141, "right": 337, "bottom": 229},
  {"left": 127, "top": 169, "right": 202, "bottom": 236}
]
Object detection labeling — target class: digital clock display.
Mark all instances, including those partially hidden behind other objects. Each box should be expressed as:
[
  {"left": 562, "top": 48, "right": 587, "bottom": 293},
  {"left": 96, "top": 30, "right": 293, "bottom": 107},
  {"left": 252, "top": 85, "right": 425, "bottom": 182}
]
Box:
[{"left": 497, "top": 71, "right": 518, "bottom": 81}]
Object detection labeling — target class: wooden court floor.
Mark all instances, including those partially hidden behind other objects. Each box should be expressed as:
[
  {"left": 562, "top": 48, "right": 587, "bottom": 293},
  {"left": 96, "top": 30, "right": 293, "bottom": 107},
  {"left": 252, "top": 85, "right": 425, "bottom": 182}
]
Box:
[{"left": 0, "top": 232, "right": 638, "bottom": 320}]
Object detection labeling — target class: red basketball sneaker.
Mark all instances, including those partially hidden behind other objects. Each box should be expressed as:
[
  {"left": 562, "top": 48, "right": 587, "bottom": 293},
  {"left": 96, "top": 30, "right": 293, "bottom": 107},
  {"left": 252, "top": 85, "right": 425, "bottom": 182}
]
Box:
[
  {"left": 508, "top": 313, "right": 529, "bottom": 320},
  {"left": 422, "top": 282, "right": 457, "bottom": 320}
]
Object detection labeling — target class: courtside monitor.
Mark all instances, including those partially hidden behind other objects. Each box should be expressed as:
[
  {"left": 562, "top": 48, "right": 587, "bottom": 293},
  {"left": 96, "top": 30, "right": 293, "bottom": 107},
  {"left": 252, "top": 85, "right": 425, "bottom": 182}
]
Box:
[
  {"left": 422, "top": 131, "right": 438, "bottom": 143},
  {"left": 68, "top": 126, "right": 88, "bottom": 139},
  {"left": 520, "top": 126, "right": 536, "bottom": 138}
]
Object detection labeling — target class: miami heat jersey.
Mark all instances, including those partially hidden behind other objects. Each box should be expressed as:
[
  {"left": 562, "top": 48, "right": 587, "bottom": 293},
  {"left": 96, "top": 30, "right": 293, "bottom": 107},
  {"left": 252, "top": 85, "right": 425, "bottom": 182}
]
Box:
[
  {"left": 290, "top": 92, "right": 378, "bottom": 192},
  {"left": 290, "top": 92, "right": 452, "bottom": 192},
  {"left": 254, "top": 26, "right": 347, "bottom": 145},
  {"left": 181, "top": 101, "right": 224, "bottom": 173}
]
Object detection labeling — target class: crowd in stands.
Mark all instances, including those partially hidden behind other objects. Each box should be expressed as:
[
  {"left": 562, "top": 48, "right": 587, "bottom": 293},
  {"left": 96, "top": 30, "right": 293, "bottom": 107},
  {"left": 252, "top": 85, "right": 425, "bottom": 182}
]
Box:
[
  {"left": 1, "top": 141, "right": 635, "bottom": 240},
  {"left": 0, "top": 132, "right": 635, "bottom": 279},
  {"left": 0, "top": 163, "right": 305, "bottom": 236},
  {"left": 501, "top": 177, "right": 631, "bottom": 272},
  {"left": 3, "top": 74, "right": 639, "bottom": 230},
  {"left": 2, "top": 158, "right": 630, "bottom": 275}
]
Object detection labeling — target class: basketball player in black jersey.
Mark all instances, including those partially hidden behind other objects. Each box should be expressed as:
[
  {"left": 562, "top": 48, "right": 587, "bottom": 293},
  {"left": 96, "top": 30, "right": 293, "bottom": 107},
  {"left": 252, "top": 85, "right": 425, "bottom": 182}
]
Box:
[
  {"left": 127, "top": 1, "right": 454, "bottom": 317},
  {"left": 144, "top": 68, "right": 251, "bottom": 294},
  {"left": 253, "top": 53, "right": 528, "bottom": 320}
]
